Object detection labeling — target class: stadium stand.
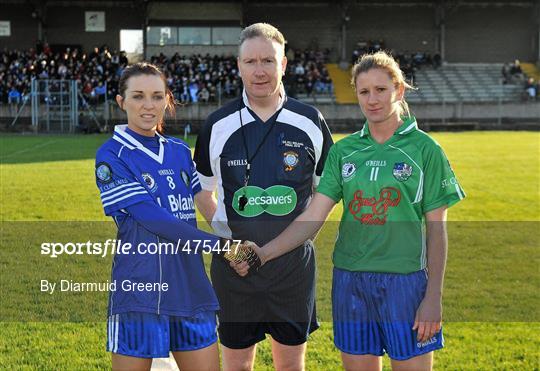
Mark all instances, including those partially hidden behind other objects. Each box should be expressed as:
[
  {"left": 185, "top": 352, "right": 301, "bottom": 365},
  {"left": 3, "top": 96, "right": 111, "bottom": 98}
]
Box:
[
  {"left": 407, "top": 64, "right": 524, "bottom": 103},
  {"left": 1, "top": 0, "right": 538, "bottom": 132},
  {"left": 326, "top": 62, "right": 525, "bottom": 105}
]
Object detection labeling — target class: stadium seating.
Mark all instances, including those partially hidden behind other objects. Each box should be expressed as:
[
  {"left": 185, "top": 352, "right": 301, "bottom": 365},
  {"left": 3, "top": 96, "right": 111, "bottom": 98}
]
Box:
[
  {"left": 326, "top": 63, "right": 525, "bottom": 105},
  {"left": 0, "top": 46, "right": 529, "bottom": 108},
  {"left": 406, "top": 64, "right": 523, "bottom": 103}
]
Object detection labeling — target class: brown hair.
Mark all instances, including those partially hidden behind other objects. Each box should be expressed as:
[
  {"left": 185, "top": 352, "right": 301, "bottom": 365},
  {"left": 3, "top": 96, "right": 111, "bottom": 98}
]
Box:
[
  {"left": 117, "top": 62, "right": 176, "bottom": 134},
  {"left": 351, "top": 51, "right": 415, "bottom": 118},
  {"left": 238, "top": 23, "right": 285, "bottom": 55}
]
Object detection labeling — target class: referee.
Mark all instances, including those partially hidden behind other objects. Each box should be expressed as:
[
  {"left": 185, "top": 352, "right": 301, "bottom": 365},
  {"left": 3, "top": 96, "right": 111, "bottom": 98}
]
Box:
[{"left": 194, "top": 23, "right": 333, "bottom": 370}]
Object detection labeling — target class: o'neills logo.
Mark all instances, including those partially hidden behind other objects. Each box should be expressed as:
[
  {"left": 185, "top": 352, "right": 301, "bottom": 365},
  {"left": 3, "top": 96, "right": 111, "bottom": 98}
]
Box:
[
  {"left": 348, "top": 187, "right": 401, "bottom": 225},
  {"left": 233, "top": 185, "right": 297, "bottom": 217}
]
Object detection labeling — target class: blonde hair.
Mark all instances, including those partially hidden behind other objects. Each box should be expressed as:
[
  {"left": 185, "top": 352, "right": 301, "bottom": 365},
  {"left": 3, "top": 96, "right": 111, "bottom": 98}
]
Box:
[
  {"left": 351, "top": 51, "right": 415, "bottom": 117},
  {"left": 239, "top": 23, "right": 285, "bottom": 54}
]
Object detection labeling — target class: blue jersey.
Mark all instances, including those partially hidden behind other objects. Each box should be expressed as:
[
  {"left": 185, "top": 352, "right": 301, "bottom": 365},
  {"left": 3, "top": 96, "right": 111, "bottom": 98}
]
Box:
[{"left": 95, "top": 125, "right": 219, "bottom": 317}]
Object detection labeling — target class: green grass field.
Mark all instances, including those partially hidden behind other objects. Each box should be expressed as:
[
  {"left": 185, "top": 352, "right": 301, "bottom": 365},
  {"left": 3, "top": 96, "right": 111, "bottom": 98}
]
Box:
[{"left": 1, "top": 132, "right": 539, "bottom": 370}]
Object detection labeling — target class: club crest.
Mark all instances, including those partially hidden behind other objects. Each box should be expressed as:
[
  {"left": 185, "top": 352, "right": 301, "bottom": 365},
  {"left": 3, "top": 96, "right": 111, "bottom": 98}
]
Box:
[
  {"left": 283, "top": 151, "right": 299, "bottom": 171},
  {"left": 341, "top": 162, "right": 357, "bottom": 181},
  {"left": 393, "top": 162, "right": 413, "bottom": 181},
  {"left": 95, "top": 162, "right": 112, "bottom": 183},
  {"left": 142, "top": 173, "right": 158, "bottom": 192}
]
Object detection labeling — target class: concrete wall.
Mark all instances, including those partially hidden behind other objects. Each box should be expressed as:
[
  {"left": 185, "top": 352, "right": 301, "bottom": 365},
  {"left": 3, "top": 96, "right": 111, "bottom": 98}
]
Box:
[
  {"left": 315, "top": 102, "right": 540, "bottom": 122},
  {"left": 0, "top": 3, "right": 142, "bottom": 52},
  {"left": 245, "top": 3, "right": 341, "bottom": 58},
  {"left": 347, "top": 5, "right": 437, "bottom": 55},
  {"left": 245, "top": 4, "right": 437, "bottom": 61},
  {"left": 0, "top": 2, "right": 537, "bottom": 62},
  {"left": 46, "top": 5, "right": 142, "bottom": 52},
  {"left": 0, "top": 4, "right": 39, "bottom": 50},
  {"left": 445, "top": 5, "right": 536, "bottom": 62},
  {"left": 3, "top": 101, "right": 538, "bottom": 128},
  {"left": 149, "top": 2, "right": 241, "bottom": 21}
]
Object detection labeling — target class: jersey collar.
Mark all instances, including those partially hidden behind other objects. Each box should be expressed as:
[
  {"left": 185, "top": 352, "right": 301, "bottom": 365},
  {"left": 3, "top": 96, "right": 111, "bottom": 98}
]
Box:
[
  {"left": 242, "top": 83, "right": 286, "bottom": 113},
  {"left": 358, "top": 116, "right": 418, "bottom": 138},
  {"left": 396, "top": 116, "right": 418, "bottom": 135},
  {"left": 113, "top": 124, "right": 166, "bottom": 164}
]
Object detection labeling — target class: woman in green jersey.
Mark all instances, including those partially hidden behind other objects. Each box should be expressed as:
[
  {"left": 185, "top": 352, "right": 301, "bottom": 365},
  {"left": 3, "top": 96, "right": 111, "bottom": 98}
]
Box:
[{"left": 233, "top": 51, "right": 465, "bottom": 371}]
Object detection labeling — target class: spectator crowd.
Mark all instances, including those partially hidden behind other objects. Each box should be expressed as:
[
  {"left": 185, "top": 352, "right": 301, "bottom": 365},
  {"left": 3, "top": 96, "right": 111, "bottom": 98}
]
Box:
[
  {"left": 284, "top": 48, "right": 333, "bottom": 98},
  {"left": 1, "top": 45, "right": 128, "bottom": 106},
  {"left": 0, "top": 44, "right": 334, "bottom": 106}
]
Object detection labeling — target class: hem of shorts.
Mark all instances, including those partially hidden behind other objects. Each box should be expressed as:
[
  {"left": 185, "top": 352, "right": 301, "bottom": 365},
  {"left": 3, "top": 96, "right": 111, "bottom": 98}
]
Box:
[
  {"left": 334, "top": 338, "right": 385, "bottom": 356},
  {"left": 218, "top": 321, "right": 319, "bottom": 349},
  {"left": 309, "top": 321, "right": 320, "bottom": 334},
  {"left": 335, "top": 346, "right": 385, "bottom": 357},
  {"left": 171, "top": 337, "right": 218, "bottom": 352},
  {"left": 267, "top": 320, "right": 319, "bottom": 347},
  {"left": 219, "top": 334, "right": 266, "bottom": 350},
  {"left": 270, "top": 336, "right": 310, "bottom": 347},
  {"left": 111, "top": 349, "right": 169, "bottom": 359},
  {"left": 109, "top": 304, "right": 219, "bottom": 317},
  {"left": 387, "top": 344, "right": 444, "bottom": 361}
]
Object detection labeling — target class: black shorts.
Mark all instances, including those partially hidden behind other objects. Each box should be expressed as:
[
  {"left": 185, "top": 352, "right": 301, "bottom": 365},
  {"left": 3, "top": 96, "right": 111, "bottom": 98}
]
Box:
[{"left": 211, "top": 241, "right": 319, "bottom": 349}]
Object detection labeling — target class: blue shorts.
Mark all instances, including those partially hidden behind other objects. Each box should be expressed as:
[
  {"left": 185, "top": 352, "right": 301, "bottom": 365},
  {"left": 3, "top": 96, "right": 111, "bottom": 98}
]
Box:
[
  {"left": 106, "top": 311, "right": 217, "bottom": 358},
  {"left": 332, "top": 267, "right": 443, "bottom": 360}
]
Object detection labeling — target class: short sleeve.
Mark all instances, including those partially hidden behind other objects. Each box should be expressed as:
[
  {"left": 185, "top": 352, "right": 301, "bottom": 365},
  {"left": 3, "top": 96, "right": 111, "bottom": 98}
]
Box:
[
  {"left": 316, "top": 144, "right": 343, "bottom": 203},
  {"left": 314, "top": 112, "right": 334, "bottom": 186},
  {"left": 421, "top": 144, "right": 465, "bottom": 213},
  {"left": 95, "top": 149, "right": 152, "bottom": 216},
  {"left": 193, "top": 118, "right": 218, "bottom": 191}
]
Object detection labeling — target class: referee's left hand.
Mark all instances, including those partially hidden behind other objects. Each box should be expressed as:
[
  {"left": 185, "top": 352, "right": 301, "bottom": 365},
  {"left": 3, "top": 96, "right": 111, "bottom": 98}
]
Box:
[
  {"left": 412, "top": 296, "right": 442, "bottom": 343},
  {"left": 229, "top": 241, "right": 263, "bottom": 277}
]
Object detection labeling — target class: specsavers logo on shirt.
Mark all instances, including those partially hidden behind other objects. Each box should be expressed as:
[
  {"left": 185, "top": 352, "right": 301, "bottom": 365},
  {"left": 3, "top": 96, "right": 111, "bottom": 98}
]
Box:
[{"left": 233, "top": 185, "right": 297, "bottom": 217}]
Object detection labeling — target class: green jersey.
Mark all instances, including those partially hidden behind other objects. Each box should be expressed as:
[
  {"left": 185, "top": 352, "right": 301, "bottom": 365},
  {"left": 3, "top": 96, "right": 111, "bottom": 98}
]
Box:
[{"left": 317, "top": 117, "right": 465, "bottom": 274}]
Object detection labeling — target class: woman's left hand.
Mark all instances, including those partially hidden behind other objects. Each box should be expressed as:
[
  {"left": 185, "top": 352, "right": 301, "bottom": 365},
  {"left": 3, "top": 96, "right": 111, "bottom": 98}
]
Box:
[{"left": 412, "top": 295, "right": 442, "bottom": 343}]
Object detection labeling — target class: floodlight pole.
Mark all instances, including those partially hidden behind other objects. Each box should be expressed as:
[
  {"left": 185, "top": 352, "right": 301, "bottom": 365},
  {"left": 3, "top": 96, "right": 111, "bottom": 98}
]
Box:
[
  {"left": 435, "top": 0, "right": 446, "bottom": 63},
  {"left": 536, "top": 0, "right": 540, "bottom": 63},
  {"left": 498, "top": 78, "right": 502, "bottom": 126},
  {"left": 339, "top": 1, "right": 350, "bottom": 70}
]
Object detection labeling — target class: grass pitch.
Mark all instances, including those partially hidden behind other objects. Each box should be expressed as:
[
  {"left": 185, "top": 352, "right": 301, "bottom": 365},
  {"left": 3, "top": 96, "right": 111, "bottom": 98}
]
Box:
[{"left": 0, "top": 131, "right": 538, "bottom": 370}]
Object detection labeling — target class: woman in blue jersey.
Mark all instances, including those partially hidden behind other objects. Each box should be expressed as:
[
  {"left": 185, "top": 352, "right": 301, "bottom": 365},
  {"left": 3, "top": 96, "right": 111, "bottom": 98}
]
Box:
[
  {"left": 233, "top": 51, "right": 465, "bottom": 370},
  {"left": 95, "top": 62, "right": 221, "bottom": 370}
]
